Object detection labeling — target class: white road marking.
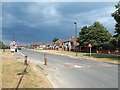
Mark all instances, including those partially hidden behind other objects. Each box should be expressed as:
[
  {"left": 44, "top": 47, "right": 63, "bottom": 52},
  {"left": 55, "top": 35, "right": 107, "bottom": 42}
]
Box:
[{"left": 74, "top": 65, "right": 83, "bottom": 68}]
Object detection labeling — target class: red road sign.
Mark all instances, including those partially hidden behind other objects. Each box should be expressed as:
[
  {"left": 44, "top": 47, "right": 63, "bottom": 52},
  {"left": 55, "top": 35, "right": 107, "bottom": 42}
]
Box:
[
  {"left": 88, "top": 43, "right": 92, "bottom": 48},
  {"left": 12, "top": 41, "right": 18, "bottom": 47}
]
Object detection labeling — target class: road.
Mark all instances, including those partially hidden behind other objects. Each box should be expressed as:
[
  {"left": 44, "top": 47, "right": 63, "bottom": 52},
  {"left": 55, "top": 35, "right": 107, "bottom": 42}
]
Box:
[{"left": 14, "top": 49, "right": 118, "bottom": 88}]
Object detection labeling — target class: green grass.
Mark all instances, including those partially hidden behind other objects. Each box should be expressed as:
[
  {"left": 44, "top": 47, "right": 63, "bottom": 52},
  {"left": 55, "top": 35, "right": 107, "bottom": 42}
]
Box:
[
  {"left": 36, "top": 65, "right": 47, "bottom": 76},
  {"left": 56, "top": 51, "right": 88, "bottom": 54},
  {"left": 55, "top": 50, "right": 120, "bottom": 62},
  {"left": 2, "top": 68, "right": 9, "bottom": 74},
  {"left": 7, "top": 80, "right": 13, "bottom": 83},
  {"left": 3, "top": 80, "right": 13, "bottom": 83},
  {"left": 14, "top": 69, "right": 24, "bottom": 73},
  {"left": 17, "top": 62, "right": 24, "bottom": 64},
  {"left": 27, "top": 68, "right": 33, "bottom": 73},
  {"left": 31, "top": 83, "right": 38, "bottom": 87},
  {"left": 6, "top": 64, "right": 10, "bottom": 67},
  {"left": 2, "top": 64, "right": 10, "bottom": 73},
  {"left": 23, "top": 84, "right": 28, "bottom": 88},
  {"left": 83, "top": 53, "right": 120, "bottom": 60},
  {"left": 1, "top": 58, "right": 14, "bottom": 59}
]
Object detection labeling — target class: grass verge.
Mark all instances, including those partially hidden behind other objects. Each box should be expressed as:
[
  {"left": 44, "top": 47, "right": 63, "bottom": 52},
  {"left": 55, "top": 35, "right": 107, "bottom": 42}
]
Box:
[{"left": 1, "top": 49, "right": 51, "bottom": 88}]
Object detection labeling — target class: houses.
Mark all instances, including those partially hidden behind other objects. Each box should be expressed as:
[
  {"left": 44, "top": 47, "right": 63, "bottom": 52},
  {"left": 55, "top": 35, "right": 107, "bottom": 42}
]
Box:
[
  {"left": 50, "top": 36, "right": 79, "bottom": 51},
  {"left": 30, "top": 36, "right": 79, "bottom": 52},
  {"left": 29, "top": 36, "right": 120, "bottom": 55},
  {"left": 30, "top": 42, "right": 45, "bottom": 49},
  {"left": 62, "top": 36, "right": 79, "bottom": 51},
  {"left": 52, "top": 39, "right": 65, "bottom": 50}
]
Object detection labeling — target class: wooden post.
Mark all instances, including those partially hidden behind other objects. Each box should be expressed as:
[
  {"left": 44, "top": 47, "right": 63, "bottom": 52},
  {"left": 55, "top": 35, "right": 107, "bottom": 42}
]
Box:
[
  {"left": 24, "top": 56, "right": 28, "bottom": 65},
  {"left": 44, "top": 54, "right": 47, "bottom": 65}
]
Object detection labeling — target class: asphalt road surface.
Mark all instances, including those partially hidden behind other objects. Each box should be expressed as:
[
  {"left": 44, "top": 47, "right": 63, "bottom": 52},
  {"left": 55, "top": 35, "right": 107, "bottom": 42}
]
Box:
[{"left": 14, "top": 49, "right": 118, "bottom": 88}]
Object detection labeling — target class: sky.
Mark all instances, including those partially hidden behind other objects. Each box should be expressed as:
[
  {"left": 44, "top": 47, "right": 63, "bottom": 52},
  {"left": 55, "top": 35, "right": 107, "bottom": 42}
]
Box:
[{"left": 2, "top": 2, "right": 117, "bottom": 45}]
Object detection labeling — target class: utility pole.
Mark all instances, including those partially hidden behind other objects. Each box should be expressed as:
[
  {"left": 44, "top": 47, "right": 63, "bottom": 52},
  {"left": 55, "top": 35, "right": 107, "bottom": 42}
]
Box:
[{"left": 74, "top": 22, "right": 77, "bottom": 56}]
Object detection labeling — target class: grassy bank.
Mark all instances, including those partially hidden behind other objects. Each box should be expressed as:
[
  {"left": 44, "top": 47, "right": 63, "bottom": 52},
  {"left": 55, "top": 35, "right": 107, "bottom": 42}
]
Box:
[{"left": 1, "top": 49, "right": 51, "bottom": 88}]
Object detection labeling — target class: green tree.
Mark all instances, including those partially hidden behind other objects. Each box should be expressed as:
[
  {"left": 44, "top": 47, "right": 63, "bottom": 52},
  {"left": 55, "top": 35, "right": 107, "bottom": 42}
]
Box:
[
  {"left": 25, "top": 45, "right": 30, "bottom": 49},
  {"left": 52, "top": 38, "right": 59, "bottom": 42},
  {"left": 4, "top": 45, "right": 9, "bottom": 49},
  {"left": 103, "top": 38, "right": 117, "bottom": 51},
  {"left": 56, "top": 42, "right": 60, "bottom": 46},
  {"left": 0, "top": 41, "right": 4, "bottom": 49},
  {"left": 77, "top": 22, "right": 112, "bottom": 50},
  {"left": 111, "top": 1, "right": 120, "bottom": 36},
  {"left": 118, "top": 34, "right": 120, "bottom": 50}
]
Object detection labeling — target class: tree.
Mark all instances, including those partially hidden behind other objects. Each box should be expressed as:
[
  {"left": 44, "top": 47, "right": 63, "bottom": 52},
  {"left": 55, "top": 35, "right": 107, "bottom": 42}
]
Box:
[
  {"left": 0, "top": 41, "right": 4, "bottom": 49},
  {"left": 77, "top": 22, "right": 112, "bottom": 51},
  {"left": 103, "top": 38, "right": 117, "bottom": 51},
  {"left": 56, "top": 42, "right": 60, "bottom": 46},
  {"left": 111, "top": 1, "right": 120, "bottom": 36},
  {"left": 118, "top": 34, "right": 120, "bottom": 50},
  {"left": 52, "top": 38, "right": 59, "bottom": 42}
]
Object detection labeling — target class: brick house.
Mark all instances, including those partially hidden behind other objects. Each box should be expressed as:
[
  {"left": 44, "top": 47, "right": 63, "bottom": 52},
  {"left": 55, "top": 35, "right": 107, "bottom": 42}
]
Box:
[
  {"left": 62, "top": 36, "right": 79, "bottom": 51},
  {"left": 57, "top": 39, "right": 65, "bottom": 51},
  {"left": 52, "top": 39, "right": 64, "bottom": 50},
  {"left": 30, "top": 42, "right": 45, "bottom": 49}
]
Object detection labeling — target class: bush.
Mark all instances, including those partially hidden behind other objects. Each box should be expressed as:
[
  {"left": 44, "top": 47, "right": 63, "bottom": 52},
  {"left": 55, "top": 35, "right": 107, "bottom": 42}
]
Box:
[{"left": 103, "top": 38, "right": 117, "bottom": 51}]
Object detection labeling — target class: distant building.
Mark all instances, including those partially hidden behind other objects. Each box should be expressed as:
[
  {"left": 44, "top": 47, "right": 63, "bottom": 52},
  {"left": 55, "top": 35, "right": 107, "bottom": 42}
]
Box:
[
  {"left": 52, "top": 39, "right": 64, "bottom": 50},
  {"left": 62, "top": 36, "right": 79, "bottom": 51},
  {"left": 30, "top": 42, "right": 45, "bottom": 49}
]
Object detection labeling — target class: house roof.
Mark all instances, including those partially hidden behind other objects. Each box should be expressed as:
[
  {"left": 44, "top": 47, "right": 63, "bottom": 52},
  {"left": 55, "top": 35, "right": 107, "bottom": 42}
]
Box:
[
  {"left": 55, "top": 39, "right": 64, "bottom": 43},
  {"left": 31, "top": 42, "right": 44, "bottom": 46},
  {"left": 63, "top": 36, "right": 77, "bottom": 43},
  {"left": 50, "top": 42, "right": 55, "bottom": 46}
]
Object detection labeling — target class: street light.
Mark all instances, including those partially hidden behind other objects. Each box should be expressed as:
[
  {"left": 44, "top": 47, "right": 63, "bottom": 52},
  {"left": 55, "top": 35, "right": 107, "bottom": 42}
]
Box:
[
  {"left": 74, "top": 22, "right": 77, "bottom": 56},
  {"left": 13, "top": 32, "right": 16, "bottom": 41}
]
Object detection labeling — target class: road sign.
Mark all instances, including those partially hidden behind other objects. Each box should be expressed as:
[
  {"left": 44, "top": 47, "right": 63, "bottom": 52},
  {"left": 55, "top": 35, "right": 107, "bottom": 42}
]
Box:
[
  {"left": 88, "top": 43, "right": 92, "bottom": 48},
  {"left": 88, "top": 43, "right": 92, "bottom": 57},
  {"left": 12, "top": 41, "right": 18, "bottom": 47}
]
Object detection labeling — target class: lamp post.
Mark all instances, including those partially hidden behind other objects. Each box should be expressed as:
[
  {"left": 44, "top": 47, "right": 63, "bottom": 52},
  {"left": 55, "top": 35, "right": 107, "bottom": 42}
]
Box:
[
  {"left": 74, "top": 22, "right": 77, "bottom": 56},
  {"left": 13, "top": 32, "right": 16, "bottom": 41}
]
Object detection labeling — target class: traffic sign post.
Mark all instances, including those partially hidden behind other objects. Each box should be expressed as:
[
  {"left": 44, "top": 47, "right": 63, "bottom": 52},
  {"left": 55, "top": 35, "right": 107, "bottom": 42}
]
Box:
[
  {"left": 10, "top": 41, "right": 18, "bottom": 53},
  {"left": 88, "top": 43, "right": 92, "bottom": 58},
  {"left": 90, "top": 47, "right": 91, "bottom": 57}
]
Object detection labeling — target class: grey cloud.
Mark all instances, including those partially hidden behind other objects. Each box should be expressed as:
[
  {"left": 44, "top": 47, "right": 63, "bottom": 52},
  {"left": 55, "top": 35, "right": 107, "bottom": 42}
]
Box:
[{"left": 2, "top": 2, "right": 117, "bottom": 45}]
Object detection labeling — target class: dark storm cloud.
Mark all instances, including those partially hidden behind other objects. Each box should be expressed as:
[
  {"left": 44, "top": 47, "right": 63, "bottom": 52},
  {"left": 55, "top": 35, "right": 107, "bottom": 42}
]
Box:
[{"left": 2, "top": 2, "right": 117, "bottom": 45}]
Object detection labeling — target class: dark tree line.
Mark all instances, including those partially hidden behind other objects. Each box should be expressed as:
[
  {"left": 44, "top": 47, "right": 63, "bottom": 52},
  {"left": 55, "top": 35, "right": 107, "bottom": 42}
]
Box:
[{"left": 111, "top": 1, "right": 120, "bottom": 50}]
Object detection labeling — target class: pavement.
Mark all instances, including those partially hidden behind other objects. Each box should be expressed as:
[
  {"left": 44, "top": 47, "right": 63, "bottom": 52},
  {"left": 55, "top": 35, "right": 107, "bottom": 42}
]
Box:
[{"left": 14, "top": 49, "right": 118, "bottom": 88}]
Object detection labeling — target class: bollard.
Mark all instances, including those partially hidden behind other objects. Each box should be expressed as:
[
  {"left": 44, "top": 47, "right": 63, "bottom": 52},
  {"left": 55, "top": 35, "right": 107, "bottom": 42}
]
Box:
[
  {"left": 44, "top": 54, "right": 47, "bottom": 65},
  {"left": 24, "top": 56, "right": 28, "bottom": 65}
]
